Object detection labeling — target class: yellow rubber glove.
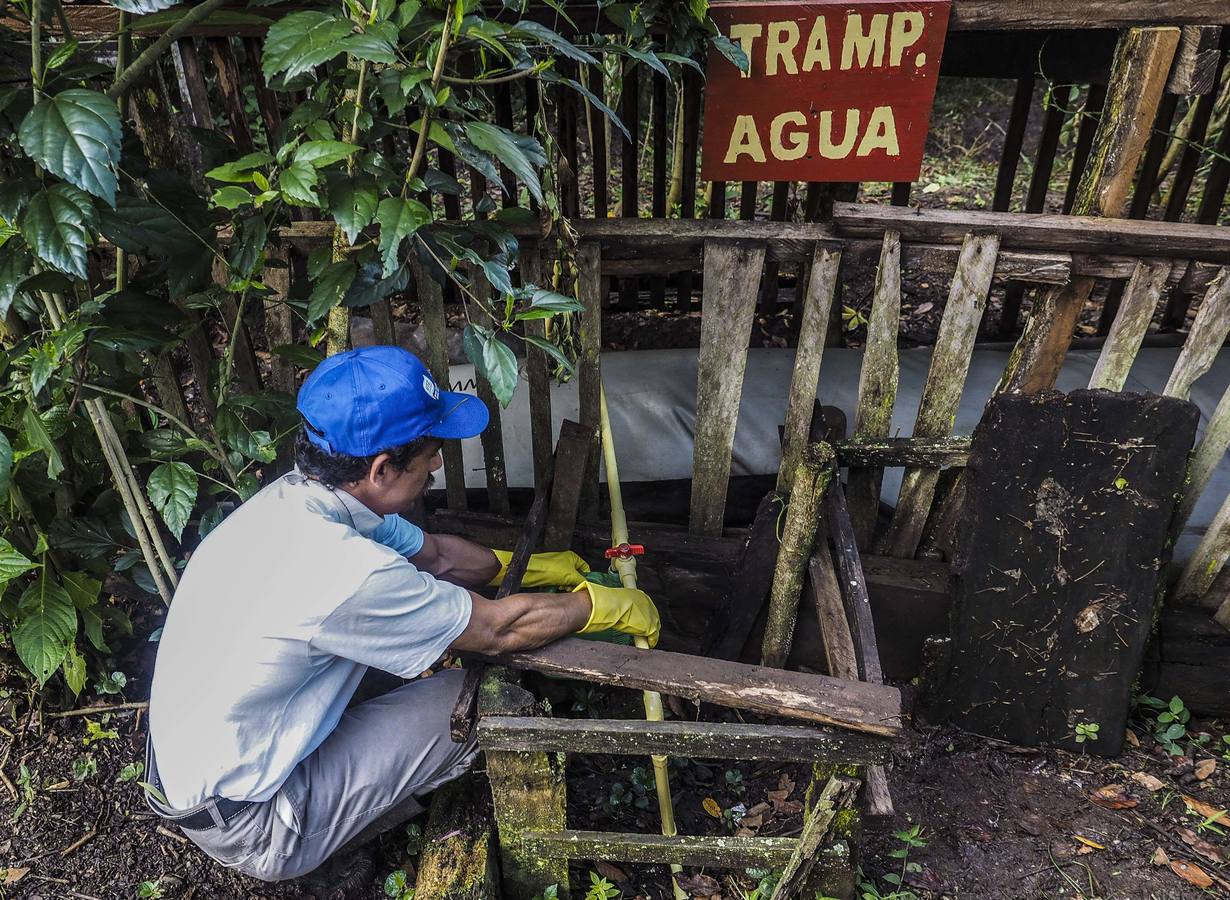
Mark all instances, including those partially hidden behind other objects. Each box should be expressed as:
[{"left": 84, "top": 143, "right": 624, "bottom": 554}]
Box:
[
  {"left": 488, "top": 549, "right": 591, "bottom": 589},
  {"left": 572, "top": 581, "right": 660, "bottom": 648}
]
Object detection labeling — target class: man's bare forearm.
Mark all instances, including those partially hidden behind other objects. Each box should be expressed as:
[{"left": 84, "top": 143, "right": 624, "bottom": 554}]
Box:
[
  {"left": 415, "top": 533, "right": 500, "bottom": 587},
  {"left": 451, "top": 591, "right": 591, "bottom": 655}
]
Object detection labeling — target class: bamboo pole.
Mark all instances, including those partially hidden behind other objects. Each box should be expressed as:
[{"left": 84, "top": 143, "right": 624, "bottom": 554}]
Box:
[{"left": 598, "top": 385, "right": 686, "bottom": 900}]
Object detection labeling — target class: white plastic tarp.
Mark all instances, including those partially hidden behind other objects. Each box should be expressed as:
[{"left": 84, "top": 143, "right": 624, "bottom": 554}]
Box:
[{"left": 443, "top": 347, "right": 1230, "bottom": 560}]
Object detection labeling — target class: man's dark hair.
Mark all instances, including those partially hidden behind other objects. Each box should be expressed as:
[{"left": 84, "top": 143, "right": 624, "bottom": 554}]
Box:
[{"left": 293, "top": 428, "right": 437, "bottom": 489}]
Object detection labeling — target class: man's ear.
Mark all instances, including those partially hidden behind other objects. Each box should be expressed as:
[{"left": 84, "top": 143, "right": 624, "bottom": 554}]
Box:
[{"left": 367, "top": 452, "right": 393, "bottom": 485}]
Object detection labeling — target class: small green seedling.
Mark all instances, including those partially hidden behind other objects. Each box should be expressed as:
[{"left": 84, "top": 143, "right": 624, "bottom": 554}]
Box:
[
  {"left": 859, "top": 824, "right": 928, "bottom": 900},
  {"left": 137, "top": 879, "right": 165, "bottom": 899},
  {"left": 405, "top": 822, "right": 423, "bottom": 857},
  {"left": 533, "top": 886, "right": 559, "bottom": 900},
  {"left": 95, "top": 670, "right": 127, "bottom": 696},
  {"left": 71, "top": 754, "right": 97, "bottom": 782},
  {"left": 584, "top": 870, "right": 621, "bottom": 900},
  {"left": 1193, "top": 809, "right": 1228, "bottom": 837},
  {"left": 1137, "top": 694, "right": 1191, "bottom": 756},
  {"left": 9, "top": 764, "right": 37, "bottom": 824},
  {"left": 1074, "top": 722, "right": 1100, "bottom": 750},
  {"left": 383, "top": 869, "right": 415, "bottom": 900},
  {"left": 117, "top": 761, "right": 144, "bottom": 783},
  {"left": 82, "top": 718, "right": 118, "bottom": 747}
]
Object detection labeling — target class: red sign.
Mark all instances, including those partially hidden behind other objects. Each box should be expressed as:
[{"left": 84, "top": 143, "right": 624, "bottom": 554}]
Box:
[{"left": 701, "top": 1, "right": 951, "bottom": 183}]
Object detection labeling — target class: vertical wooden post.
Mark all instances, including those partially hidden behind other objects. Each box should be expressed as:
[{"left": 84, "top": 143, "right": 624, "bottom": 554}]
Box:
[
  {"left": 414, "top": 258, "right": 467, "bottom": 510},
  {"left": 1162, "top": 269, "right": 1230, "bottom": 400},
  {"left": 846, "top": 230, "right": 901, "bottom": 549},
  {"left": 469, "top": 271, "right": 510, "bottom": 516},
  {"left": 520, "top": 242, "right": 555, "bottom": 495},
  {"left": 879, "top": 233, "right": 999, "bottom": 558},
  {"left": 576, "top": 242, "right": 603, "bottom": 522},
  {"left": 762, "top": 443, "right": 836, "bottom": 669},
  {"left": 481, "top": 673, "right": 569, "bottom": 900},
  {"left": 997, "top": 26, "right": 1180, "bottom": 394},
  {"left": 689, "top": 240, "right": 767, "bottom": 536},
  {"left": 1087, "top": 260, "right": 1172, "bottom": 391},
  {"left": 779, "top": 247, "right": 842, "bottom": 492}
]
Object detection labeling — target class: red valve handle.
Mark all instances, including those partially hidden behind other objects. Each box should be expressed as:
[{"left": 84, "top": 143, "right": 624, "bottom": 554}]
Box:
[{"left": 604, "top": 543, "right": 645, "bottom": 559}]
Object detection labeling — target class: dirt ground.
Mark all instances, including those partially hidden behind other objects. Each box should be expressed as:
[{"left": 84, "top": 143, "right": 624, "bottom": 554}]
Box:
[{"left": 3, "top": 671, "right": 1229, "bottom": 900}]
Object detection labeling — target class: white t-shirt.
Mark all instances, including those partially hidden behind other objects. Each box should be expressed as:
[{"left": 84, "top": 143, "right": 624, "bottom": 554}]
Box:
[{"left": 148, "top": 472, "right": 472, "bottom": 809}]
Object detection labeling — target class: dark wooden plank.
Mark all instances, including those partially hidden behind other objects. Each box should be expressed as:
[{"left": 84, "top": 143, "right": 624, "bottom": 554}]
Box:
[
  {"left": 588, "top": 63, "right": 608, "bottom": 219},
  {"left": 1026, "top": 83, "right": 1075, "bottom": 214},
  {"left": 1166, "top": 25, "right": 1224, "bottom": 93},
  {"left": 478, "top": 639, "right": 905, "bottom": 736},
  {"left": 173, "top": 38, "right": 214, "bottom": 129},
  {"left": 994, "top": 77, "right": 1035, "bottom": 212},
  {"left": 494, "top": 83, "right": 519, "bottom": 208},
  {"left": 206, "top": 37, "right": 255, "bottom": 152},
  {"left": 1163, "top": 43, "right": 1227, "bottom": 223},
  {"left": 1063, "top": 85, "right": 1107, "bottom": 215},
  {"left": 519, "top": 243, "right": 553, "bottom": 494},
  {"left": 1129, "top": 93, "right": 1181, "bottom": 219},
  {"left": 523, "top": 831, "right": 812, "bottom": 869},
  {"left": 825, "top": 484, "right": 884, "bottom": 685},
  {"left": 542, "top": 420, "right": 597, "bottom": 552},
  {"left": 477, "top": 717, "right": 891, "bottom": 765},
  {"left": 708, "top": 492, "right": 784, "bottom": 661},
  {"left": 1196, "top": 110, "right": 1230, "bottom": 224},
  {"left": 575, "top": 242, "right": 602, "bottom": 521},
  {"left": 241, "top": 37, "right": 282, "bottom": 150},
  {"left": 676, "top": 68, "right": 703, "bottom": 309},
  {"left": 832, "top": 200, "right": 1230, "bottom": 262},
  {"left": 934, "top": 390, "right": 1199, "bottom": 755},
  {"left": 557, "top": 62, "right": 581, "bottom": 219},
  {"left": 890, "top": 182, "right": 912, "bottom": 207},
  {"left": 619, "top": 60, "right": 639, "bottom": 307}
]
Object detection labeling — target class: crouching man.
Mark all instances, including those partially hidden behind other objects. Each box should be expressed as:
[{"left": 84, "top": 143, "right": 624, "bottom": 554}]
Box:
[{"left": 146, "top": 345, "right": 659, "bottom": 882}]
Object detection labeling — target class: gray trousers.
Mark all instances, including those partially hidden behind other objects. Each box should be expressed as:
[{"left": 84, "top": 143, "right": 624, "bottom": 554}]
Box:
[{"left": 175, "top": 669, "right": 477, "bottom": 882}]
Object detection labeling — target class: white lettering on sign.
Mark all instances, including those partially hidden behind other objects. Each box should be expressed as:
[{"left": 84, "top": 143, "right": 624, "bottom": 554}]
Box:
[
  {"left": 734, "top": 11, "right": 928, "bottom": 76},
  {"left": 726, "top": 105, "right": 900, "bottom": 164}
]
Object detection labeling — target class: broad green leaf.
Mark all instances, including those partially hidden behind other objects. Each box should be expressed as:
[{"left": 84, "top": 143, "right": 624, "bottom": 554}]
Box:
[
  {"left": 410, "top": 118, "right": 456, "bottom": 154},
  {"left": 81, "top": 606, "right": 108, "bottom": 652},
  {"left": 13, "top": 571, "right": 77, "bottom": 686},
  {"left": 262, "top": 11, "right": 354, "bottom": 81},
  {"left": 211, "top": 185, "right": 253, "bottom": 209},
  {"left": 508, "top": 20, "right": 597, "bottom": 65},
  {"left": 463, "top": 122, "right": 546, "bottom": 203},
  {"left": 279, "top": 160, "right": 320, "bottom": 205},
  {"left": 29, "top": 346, "right": 55, "bottom": 396},
  {"left": 0, "top": 537, "right": 37, "bottom": 585},
  {"left": 294, "top": 140, "right": 362, "bottom": 169},
  {"left": 341, "top": 28, "right": 397, "bottom": 64},
  {"left": 18, "top": 89, "right": 121, "bottom": 205},
  {"left": 711, "top": 34, "right": 750, "bottom": 74},
  {"left": 205, "top": 150, "right": 274, "bottom": 184},
  {"left": 109, "top": 0, "right": 183, "bottom": 12},
  {"left": 139, "top": 428, "right": 190, "bottom": 459},
  {"left": 376, "top": 197, "right": 430, "bottom": 277},
  {"left": 0, "top": 177, "right": 38, "bottom": 222},
  {"left": 62, "top": 642, "right": 86, "bottom": 696},
  {"left": 22, "top": 405, "right": 64, "bottom": 478},
  {"left": 658, "top": 52, "right": 704, "bottom": 74},
  {"left": 48, "top": 518, "right": 113, "bottom": 559},
  {"left": 463, "top": 324, "right": 519, "bottom": 407},
  {"left": 271, "top": 343, "right": 325, "bottom": 368},
  {"left": 98, "top": 195, "right": 203, "bottom": 258},
  {"left": 61, "top": 571, "right": 101, "bottom": 612},
  {"left": 227, "top": 214, "right": 268, "bottom": 278},
  {"left": 147, "top": 461, "right": 198, "bottom": 541},
  {"left": 306, "top": 260, "right": 356, "bottom": 323},
  {"left": 557, "top": 76, "right": 630, "bottom": 142},
  {"left": 20, "top": 184, "right": 95, "bottom": 280},
  {"left": 524, "top": 334, "right": 577, "bottom": 376},
  {"left": 530, "top": 289, "right": 585, "bottom": 313},
  {"left": 625, "top": 47, "right": 669, "bottom": 79},
  {"left": 326, "top": 173, "right": 378, "bottom": 244},
  {"left": 44, "top": 40, "right": 79, "bottom": 71},
  {"left": 0, "top": 242, "right": 30, "bottom": 319},
  {"left": 198, "top": 504, "right": 225, "bottom": 541},
  {"left": 0, "top": 430, "right": 11, "bottom": 497},
  {"left": 344, "top": 258, "right": 410, "bottom": 309}
]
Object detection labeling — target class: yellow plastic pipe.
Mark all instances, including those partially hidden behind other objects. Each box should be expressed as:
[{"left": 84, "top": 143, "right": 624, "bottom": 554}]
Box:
[{"left": 598, "top": 385, "right": 687, "bottom": 899}]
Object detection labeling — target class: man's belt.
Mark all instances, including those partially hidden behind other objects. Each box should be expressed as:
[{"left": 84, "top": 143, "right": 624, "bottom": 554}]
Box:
[{"left": 144, "top": 736, "right": 255, "bottom": 832}]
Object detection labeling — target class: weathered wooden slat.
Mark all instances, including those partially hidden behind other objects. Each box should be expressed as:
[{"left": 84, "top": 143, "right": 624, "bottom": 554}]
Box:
[
  {"left": 1063, "top": 85, "right": 1107, "bottom": 215},
  {"left": 689, "top": 240, "right": 768, "bottom": 536},
  {"left": 1163, "top": 269, "right": 1230, "bottom": 399},
  {"left": 709, "top": 492, "right": 784, "bottom": 661},
  {"left": 479, "top": 639, "right": 904, "bottom": 736},
  {"left": 1174, "top": 383, "right": 1230, "bottom": 544},
  {"left": 779, "top": 247, "right": 842, "bottom": 492},
  {"left": 541, "top": 419, "right": 596, "bottom": 552},
  {"left": 880, "top": 234, "right": 999, "bottom": 558},
  {"left": 477, "top": 717, "right": 891, "bottom": 765},
  {"left": 1025, "top": 83, "right": 1075, "bottom": 214},
  {"left": 523, "top": 831, "right": 849, "bottom": 872},
  {"left": 414, "top": 774, "right": 499, "bottom": 900},
  {"left": 1087, "top": 260, "right": 1172, "bottom": 391},
  {"left": 261, "top": 251, "right": 295, "bottom": 396},
  {"left": 206, "top": 37, "right": 254, "bottom": 152},
  {"left": 413, "top": 258, "right": 467, "bottom": 510},
  {"left": 1177, "top": 494, "right": 1230, "bottom": 603},
  {"left": 810, "top": 545, "right": 859, "bottom": 684},
  {"left": 846, "top": 231, "right": 901, "bottom": 549},
  {"left": 997, "top": 27, "right": 1181, "bottom": 394},
  {"left": 519, "top": 243, "right": 553, "bottom": 494},
  {"left": 835, "top": 438, "right": 971, "bottom": 470},
  {"left": 215, "top": 277, "right": 262, "bottom": 395},
  {"left": 831, "top": 200, "right": 1229, "bottom": 263},
  {"left": 762, "top": 444, "right": 836, "bottom": 669},
  {"left": 1166, "top": 25, "right": 1225, "bottom": 93},
  {"left": 769, "top": 777, "right": 858, "bottom": 900},
  {"left": 575, "top": 242, "right": 603, "bottom": 521},
  {"left": 21, "top": 2, "right": 1230, "bottom": 39}
]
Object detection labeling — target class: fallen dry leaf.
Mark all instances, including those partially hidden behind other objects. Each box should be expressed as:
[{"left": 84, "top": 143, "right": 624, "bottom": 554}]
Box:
[
  {"left": 778, "top": 773, "right": 795, "bottom": 796},
  {"left": 1125, "top": 729, "right": 1140, "bottom": 748},
  {"left": 1074, "top": 835, "right": 1105, "bottom": 851},
  {"left": 1089, "top": 784, "right": 1138, "bottom": 810},
  {"left": 702, "top": 797, "right": 722, "bottom": 818},
  {"left": 1176, "top": 827, "right": 1225, "bottom": 865},
  {"left": 1194, "top": 759, "right": 1217, "bottom": 781},
  {"left": 0, "top": 868, "right": 28, "bottom": 885},
  {"left": 1151, "top": 846, "right": 1170, "bottom": 866},
  {"left": 770, "top": 798, "right": 803, "bottom": 816},
  {"left": 1019, "top": 813, "right": 1048, "bottom": 836},
  {"left": 766, "top": 789, "right": 789, "bottom": 802},
  {"left": 1182, "top": 795, "right": 1227, "bottom": 820},
  {"left": 676, "top": 872, "right": 721, "bottom": 897},
  {"left": 1130, "top": 771, "right": 1164, "bottom": 792},
  {"left": 595, "top": 861, "right": 628, "bottom": 883},
  {"left": 1170, "top": 859, "right": 1214, "bottom": 890},
  {"left": 740, "top": 813, "right": 763, "bottom": 830},
  {"left": 916, "top": 302, "right": 934, "bottom": 314}
]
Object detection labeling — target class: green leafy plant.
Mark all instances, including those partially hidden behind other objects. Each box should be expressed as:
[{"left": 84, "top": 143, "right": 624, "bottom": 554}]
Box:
[
  {"left": 734, "top": 868, "right": 780, "bottom": 900},
  {"left": 584, "top": 870, "right": 621, "bottom": 900},
  {"left": 404, "top": 821, "right": 423, "bottom": 857},
  {"left": 724, "top": 767, "right": 746, "bottom": 798},
  {"left": 82, "top": 717, "right": 118, "bottom": 746},
  {"left": 70, "top": 753, "right": 97, "bottom": 782},
  {"left": 9, "top": 763, "right": 37, "bottom": 823},
  {"left": 94, "top": 669, "right": 127, "bottom": 695},
  {"left": 533, "top": 886, "right": 559, "bottom": 900},
  {"left": 117, "top": 760, "right": 144, "bottom": 783},
  {"left": 137, "top": 879, "right": 165, "bottom": 899},
  {"left": 859, "top": 824, "right": 928, "bottom": 900},
  {"left": 383, "top": 869, "right": 415, "bottom": 900},
  {"left": 1137, "top": 694, "right": 1191, "bottom": 756},
  {"left": 1074, "top": 721, "right": 1100, "bottom": 749}
]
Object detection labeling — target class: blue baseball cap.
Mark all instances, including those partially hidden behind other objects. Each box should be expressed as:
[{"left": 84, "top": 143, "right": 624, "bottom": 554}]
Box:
[{"left": 297, "top": 345, "right": 489, "bottom": 456}]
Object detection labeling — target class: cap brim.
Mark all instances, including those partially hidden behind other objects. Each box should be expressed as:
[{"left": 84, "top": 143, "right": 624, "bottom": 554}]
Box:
[{"left": 425, "top": 391, "right": 490, "bottom": 439}]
